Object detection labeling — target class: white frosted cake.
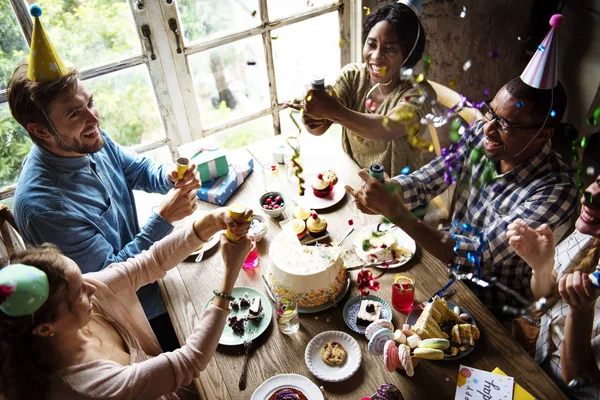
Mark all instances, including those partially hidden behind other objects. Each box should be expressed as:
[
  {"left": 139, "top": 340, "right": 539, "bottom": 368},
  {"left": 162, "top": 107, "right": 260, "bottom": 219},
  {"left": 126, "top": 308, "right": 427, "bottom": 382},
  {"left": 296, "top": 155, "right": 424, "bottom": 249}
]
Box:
[
  {"left": 359, "top": 230, "right": 413, "bottom": 263},
  {"left": 269, "top": 231, "right": 346, "bottom": 308}
]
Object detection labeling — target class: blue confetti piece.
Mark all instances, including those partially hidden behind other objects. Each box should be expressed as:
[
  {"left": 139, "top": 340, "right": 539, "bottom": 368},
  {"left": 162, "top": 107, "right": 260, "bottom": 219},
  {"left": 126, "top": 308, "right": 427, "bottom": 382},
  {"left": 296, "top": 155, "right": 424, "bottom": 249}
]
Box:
[
  {"left": 538, "top": 45, "right": 545, "bottom": 51},
  {"left": 516, "top": 101, "right": 523, "bottom": 108},
  {"left": 401, "top": 166, "right": 411, "bottom": 175},
  {"left": 550, "top": 109, "right": 556, "bottom": 118}
]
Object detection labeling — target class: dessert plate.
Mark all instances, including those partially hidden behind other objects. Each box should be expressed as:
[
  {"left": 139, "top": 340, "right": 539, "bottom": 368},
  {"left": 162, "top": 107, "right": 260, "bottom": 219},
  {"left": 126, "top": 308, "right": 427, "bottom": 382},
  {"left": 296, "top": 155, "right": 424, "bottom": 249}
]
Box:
[
  {"left": 202, "top": 287, "right": 272, "bottom": 346},
  {"left": 406, "top": 301, "right": 477, "bottom": 360},
  {"left": 265, "top": 277, "right": 351, "bottom": 314},
  {"left": 251, "top": 374, "right": 321, "bottom": 400},
  {"left": 292, "top": 173, "right": 346, "bottom": 210},
  {"left": 189, "top": 232, "right": 220, "bottom": 257},
  {"left": 353, "top": 223, "right": 416, "bottom": 268},
  {"left": 342, "top": 294, "right": 393, "bottom": 335},
  {"left": 305, "top": 330, "right": 362, "bottom": 382},
  {"left": 279, "top": 218, "right": 331, "bottom": 245}
]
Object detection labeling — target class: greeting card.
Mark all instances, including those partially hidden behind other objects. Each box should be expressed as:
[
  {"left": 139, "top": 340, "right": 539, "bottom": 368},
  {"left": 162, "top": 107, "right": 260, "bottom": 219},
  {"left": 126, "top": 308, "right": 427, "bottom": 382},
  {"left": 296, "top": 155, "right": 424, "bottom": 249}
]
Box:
[{"left": 455, "top": 365, "right": 514, "bottom": 400}]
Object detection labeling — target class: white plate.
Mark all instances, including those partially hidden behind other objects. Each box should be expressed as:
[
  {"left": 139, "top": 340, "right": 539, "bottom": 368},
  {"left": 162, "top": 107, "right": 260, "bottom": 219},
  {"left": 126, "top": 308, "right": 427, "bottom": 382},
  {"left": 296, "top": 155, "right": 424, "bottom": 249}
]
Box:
[
  {"left": 189, "top": 232, "right": 220, "bottom": 256},
  {"left": 293, "top": 173, "right": 346, "bottom": 210},
  {"left": 251, "top": 374, "right": 322, "bottom": 400},
  {"left": 353, "top": 223, "right": 416, "bottom": 268},
  {"left": 305, "top": 330, "right": 362, "bottom": 382}
]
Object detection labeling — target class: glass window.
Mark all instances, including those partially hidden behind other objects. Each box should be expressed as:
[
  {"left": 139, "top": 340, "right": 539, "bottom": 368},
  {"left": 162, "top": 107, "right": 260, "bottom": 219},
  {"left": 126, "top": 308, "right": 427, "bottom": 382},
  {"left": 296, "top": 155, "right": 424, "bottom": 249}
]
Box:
[
  {"left": 35, "top": 0, "right": 141, "bottom": 71},
  {"left": 267, "top": 0, "right": 338, "bottom": 21},
  {"left": 0, "top": 1, "right": 29, "bottom": 91},
  {"left": 176, "top": 0, "right": 260, "bottom": 45},
  {"left": 213, "top": 115, "right": 273, "bottom": 150},
  {"left": 140, "top": 145, "right": 173, "bottom": 166},
  {"left": 84, "top": 65, "right": 164, "bottom": 147},
  {"left": 0, "top": 102, "right": 32, "bottom": 190},
  {"left": 271, "top": 12, "right": 341, "bottom": 103},
  {"left": 189, "top": 36, "right": 270, "bottom": 130}
]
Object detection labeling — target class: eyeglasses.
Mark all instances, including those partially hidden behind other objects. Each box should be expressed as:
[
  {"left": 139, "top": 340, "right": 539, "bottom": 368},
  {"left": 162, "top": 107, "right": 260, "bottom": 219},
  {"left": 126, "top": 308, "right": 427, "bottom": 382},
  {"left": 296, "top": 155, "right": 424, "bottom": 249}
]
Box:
[{"left": 481, "top": 103, "right": 545, "bottom": 135}]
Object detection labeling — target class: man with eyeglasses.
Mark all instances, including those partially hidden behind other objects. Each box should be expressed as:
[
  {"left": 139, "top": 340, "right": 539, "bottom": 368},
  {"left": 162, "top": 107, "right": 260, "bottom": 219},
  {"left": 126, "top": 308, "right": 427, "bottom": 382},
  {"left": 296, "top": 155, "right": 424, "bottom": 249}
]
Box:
[{"left": 347, "top": 75, "right": 578, "bottom": 318}]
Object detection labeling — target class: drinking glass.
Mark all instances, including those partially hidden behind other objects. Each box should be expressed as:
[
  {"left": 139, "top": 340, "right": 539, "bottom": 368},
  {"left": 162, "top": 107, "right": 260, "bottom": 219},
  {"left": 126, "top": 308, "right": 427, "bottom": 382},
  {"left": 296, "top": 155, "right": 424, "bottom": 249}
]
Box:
[
  {"left": 392, "top": 274, "right": 415, "bottom": 313},
  {"left": 276, "top": 298, "right": 300, "bottom": 334},
  {"left": 263, "top": 163, "right": 281, "bottom": 192},
  {"left": 242, "top": 236, "right": 259, "bottom": 269}
]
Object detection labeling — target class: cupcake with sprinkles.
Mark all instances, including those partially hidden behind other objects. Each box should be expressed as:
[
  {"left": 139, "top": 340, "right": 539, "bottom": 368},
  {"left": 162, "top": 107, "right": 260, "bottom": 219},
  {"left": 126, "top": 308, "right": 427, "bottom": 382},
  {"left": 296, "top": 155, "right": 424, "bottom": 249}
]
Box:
[{"left": 306, "top": 212, "right": 327, "bottom": 237}]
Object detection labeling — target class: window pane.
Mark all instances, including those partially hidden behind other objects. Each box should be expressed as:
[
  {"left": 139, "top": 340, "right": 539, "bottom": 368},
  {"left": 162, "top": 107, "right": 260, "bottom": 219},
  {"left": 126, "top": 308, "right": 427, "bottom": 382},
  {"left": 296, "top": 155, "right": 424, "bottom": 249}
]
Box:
[
  {"left": 267, "top": 0, "right": 339, "bottom": 20},
  {"left": 272, "top": 12, "right": 341, "bottom": 102},
  {"left": 85, "top": 65, "right": 164, "bottom": 147},
  {"left": 189, "top": 36, "right": 270, "bottom": 130},
  {"left": 176, "top": 0, "right": 260, "bottom": 45},
  {"left": 213, "top": 115, "right": 273, "bottom": 150},
  {"left": 140, "top": 145, "right": 173, "bottom": 165},
  {"left": 36, "top": 0, "right": 141, "bottom": 71},
  {"left": 0, "top": 103, "right": 32, "bottom": 190},
  {"left": 0, "top": 2, "right": 28, "bottom": 90}
]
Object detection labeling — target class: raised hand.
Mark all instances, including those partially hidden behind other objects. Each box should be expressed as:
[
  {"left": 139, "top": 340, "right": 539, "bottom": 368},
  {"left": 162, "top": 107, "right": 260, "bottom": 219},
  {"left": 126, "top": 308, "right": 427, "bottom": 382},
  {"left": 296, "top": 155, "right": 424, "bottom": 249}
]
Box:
[
  {"left": 559, "top": 271, "right": 600, "bottom": 313},
  {"left": 156, "top": 188, "right": 198, "bottom": 224},
  {"left": 168, "top": 163, "right": 201, "bottom": 191},
  {"left": 345, "top": 169, "right": 408, "bottom": 221},
  {"left": 507, "top": 218, "right": 555, "bottom": 272},
  {"left": 220, "top": 233, "right": 252, "bottom": 276}
]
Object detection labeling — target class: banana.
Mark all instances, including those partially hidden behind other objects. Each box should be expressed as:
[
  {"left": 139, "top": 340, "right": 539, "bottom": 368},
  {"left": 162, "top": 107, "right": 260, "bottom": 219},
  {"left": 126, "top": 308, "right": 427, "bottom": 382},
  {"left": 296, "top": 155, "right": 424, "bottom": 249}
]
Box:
[{"left": 414, "top": 348, "right": 445, "bottom": 360}]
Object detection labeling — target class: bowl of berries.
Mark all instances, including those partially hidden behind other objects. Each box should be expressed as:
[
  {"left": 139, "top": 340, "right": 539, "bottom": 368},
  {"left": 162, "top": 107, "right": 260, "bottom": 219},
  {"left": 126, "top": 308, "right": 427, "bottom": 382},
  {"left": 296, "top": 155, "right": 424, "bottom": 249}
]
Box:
[{"left": 259, "top": 191, "right": 287, "bottom": 218}]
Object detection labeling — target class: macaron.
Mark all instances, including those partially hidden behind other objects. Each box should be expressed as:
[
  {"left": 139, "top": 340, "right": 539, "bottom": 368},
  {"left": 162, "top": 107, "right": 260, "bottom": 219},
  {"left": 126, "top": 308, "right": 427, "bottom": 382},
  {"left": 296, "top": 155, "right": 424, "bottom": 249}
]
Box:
[
  {"left": 365, "top": 319, "right": 395, "bottom": 340},
  {"left": 368, "top": 328, "right": 393, "bottom": 355},
  {"left": 288, "top": 218, "right": 307, "bottom": 240},
  {"left": 397, "top": 344, "right": 414, "bottom": 377},
  {"left": 383, "top": 340, "right": 399, "bottom": 372},
  {"left": 292, "top": 205, "right": 312, "bottom": 221},
  {"left": 306, "top": 213, "right": 327, "bottom": 237}
]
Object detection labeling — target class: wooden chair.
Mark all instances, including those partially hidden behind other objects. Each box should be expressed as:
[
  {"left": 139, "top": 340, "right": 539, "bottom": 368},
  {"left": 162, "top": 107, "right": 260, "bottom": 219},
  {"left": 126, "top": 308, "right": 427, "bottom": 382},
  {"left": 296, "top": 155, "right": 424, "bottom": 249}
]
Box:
[
  {"left": 0, "top": 205, "right": 26, "bottom": 264},
  {"left": 423, "top": 81, "right": 483, "bottom": 227}
]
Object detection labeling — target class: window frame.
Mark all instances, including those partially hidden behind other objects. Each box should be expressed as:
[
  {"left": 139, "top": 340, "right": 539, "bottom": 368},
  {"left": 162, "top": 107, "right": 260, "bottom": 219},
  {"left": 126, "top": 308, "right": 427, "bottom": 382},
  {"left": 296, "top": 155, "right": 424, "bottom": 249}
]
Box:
[{"left": 0, "top": 0, "right": 361, "bottom": 201}]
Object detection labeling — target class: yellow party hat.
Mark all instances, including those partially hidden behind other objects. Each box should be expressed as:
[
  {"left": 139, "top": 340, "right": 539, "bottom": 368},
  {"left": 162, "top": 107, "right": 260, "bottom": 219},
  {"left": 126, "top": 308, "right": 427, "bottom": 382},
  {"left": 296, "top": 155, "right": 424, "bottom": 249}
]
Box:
[{"left": 27, "top": 4, "right": 68, "bottom": 82}]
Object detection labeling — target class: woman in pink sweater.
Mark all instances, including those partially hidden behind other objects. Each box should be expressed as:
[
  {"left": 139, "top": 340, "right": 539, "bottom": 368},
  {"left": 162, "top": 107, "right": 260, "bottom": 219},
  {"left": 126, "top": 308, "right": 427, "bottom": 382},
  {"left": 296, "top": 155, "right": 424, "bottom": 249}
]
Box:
[{"left": 0, "top": 207, "right": 252, "bottom": 400}]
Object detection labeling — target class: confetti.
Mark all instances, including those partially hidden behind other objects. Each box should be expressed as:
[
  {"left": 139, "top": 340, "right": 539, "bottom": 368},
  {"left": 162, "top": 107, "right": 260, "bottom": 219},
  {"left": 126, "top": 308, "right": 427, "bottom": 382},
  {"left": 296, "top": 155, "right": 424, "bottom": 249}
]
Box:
[
  {"left": 538, "top": 45, "right": 545, "bottom": 52},
  {"left": 306, "top": 93, "right": 313, "bottom": 102},
  {"left": 587, "top": 166, "right": 596, "bottom": 176},
  {"left": 517, "top": 36, "right": 529, "bottom": 42},
  {"left": 423, "top": 54, "right": 431, "bottom": 74},
  {"left": 271, "top": 34, "right": 279, "bottom": 40},
  {"left": 339, "top": 39, "right": 345, "bottom": 47},
  {"left": 314, "top": 316, "right": 319, "bottom": 320},
  {"left": 516, "top": 101, "right": 523, "bottom": 108},
  {"left": 460, "top": 6, "right": 466, "bottom": 18},
  {"left": 416, "top": 73, "right": 425, "bottom": 83},
  {"left": 251, "top": 10, "right": 257, "bottom": 17},
  {"left": 489, "top": 50, "right": 500, "bottom": 58},
  {"left": 462, "top": 60, "right": 472, "bottom": 71},
  {"left": 401, "top": 166, "right": 411, "bottom": 175},
  {"left": 286, "top": 117, "right": 305, "bottom": 196},
  {"left": 484, "top": 88, "right": 489, "bottom": 97},
  {"left": 449, "top": 79, "right": 458, "bottom": 87},
  {"left": 550, "top": 110, "right": 556, "bottom": 118},
  {"left": 363, "top": 6, "right": 370, "bottom": 15},
  {"left": 348, "top": 218, "right": 354, "bottom": 226},
  {"left": 246, "top": 61, "right": 256, "bottom": 66}
]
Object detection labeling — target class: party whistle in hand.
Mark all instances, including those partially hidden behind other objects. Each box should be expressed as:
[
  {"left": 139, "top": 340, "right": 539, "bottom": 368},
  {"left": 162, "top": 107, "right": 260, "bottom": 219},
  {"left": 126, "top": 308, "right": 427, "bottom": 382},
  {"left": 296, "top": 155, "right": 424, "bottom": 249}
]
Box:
[{"left": 176, "top": 157, "right": 189, "bottom": 180}]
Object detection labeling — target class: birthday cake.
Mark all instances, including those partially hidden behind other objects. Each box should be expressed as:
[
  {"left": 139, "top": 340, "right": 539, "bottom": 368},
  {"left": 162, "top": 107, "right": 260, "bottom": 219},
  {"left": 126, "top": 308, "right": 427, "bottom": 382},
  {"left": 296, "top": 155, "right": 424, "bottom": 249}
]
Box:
[{"left": 269, "top": 231, "right": 346, "bottom": 308}]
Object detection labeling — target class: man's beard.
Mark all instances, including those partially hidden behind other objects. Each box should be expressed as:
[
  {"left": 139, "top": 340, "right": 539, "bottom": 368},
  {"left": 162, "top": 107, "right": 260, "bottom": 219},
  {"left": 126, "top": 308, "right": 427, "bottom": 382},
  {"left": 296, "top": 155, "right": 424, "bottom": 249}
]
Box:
[
  {"left": 55, "top": 132, "right": 105, "bottom": 155},
  {"left": 483, "top": 147, "right": 502, "bottom": 162}
]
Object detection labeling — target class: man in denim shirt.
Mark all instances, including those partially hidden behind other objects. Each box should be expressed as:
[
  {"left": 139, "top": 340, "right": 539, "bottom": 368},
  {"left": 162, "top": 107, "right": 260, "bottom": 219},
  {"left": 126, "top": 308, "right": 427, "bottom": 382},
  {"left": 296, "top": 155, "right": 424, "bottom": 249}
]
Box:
[{"left": 7, "top": 64, "right": 200, "bottom": 350}]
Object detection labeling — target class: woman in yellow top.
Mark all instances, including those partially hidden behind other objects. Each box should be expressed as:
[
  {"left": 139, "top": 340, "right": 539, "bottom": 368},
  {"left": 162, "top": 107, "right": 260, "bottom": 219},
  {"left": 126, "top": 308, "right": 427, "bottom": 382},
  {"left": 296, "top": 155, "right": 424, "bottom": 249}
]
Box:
[{"left": 290, "top": 2, "right": 435, "bottom": 176}]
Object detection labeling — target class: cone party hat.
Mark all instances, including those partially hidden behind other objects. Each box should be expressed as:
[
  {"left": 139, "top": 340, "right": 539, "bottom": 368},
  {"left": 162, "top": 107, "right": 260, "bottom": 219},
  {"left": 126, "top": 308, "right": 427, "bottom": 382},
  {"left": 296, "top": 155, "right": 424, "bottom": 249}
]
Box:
[
  {"left": 520, "top": 14, "right": 564, "bottom": 90},
  {"left": 27, "top": 4, "right": 68, "bottom": 82},
  {"left": 397, "top": 0, "right": 422, "bottom": 15}
]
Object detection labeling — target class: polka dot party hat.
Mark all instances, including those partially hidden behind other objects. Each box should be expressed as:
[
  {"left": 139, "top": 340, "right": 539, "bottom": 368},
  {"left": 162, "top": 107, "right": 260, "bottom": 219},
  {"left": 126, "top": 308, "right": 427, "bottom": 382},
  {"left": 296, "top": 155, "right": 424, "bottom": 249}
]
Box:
[
  {"left": 27, "top": 4, "right": 69, "bottom": 82},
  {"left": 0, "top": 264, "right": 49, "bottom": 317}
]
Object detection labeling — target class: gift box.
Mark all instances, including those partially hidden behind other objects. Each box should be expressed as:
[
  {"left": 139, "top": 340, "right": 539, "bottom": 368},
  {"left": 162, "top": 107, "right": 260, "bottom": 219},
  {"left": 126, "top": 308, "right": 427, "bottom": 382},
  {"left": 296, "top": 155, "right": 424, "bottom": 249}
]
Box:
[
  {"left": 196, "top": 157, "right": 254, "bottom": 206},
  {"left": 190, "top": 148, "right": 229, "bottom": 183}
]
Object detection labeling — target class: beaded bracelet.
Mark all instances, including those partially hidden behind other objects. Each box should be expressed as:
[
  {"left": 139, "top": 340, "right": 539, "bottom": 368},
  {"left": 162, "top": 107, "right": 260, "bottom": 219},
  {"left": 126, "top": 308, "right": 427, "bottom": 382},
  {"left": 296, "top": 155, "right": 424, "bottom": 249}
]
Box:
[{"left": 213, "top": 289, "right": 235, "bottom": 302}]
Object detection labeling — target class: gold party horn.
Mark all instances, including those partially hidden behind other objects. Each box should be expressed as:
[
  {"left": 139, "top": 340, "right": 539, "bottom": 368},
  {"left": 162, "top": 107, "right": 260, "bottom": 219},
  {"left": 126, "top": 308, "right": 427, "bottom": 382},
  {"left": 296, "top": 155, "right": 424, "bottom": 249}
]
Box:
[{"left": 176, "top": 157, "right": 189, "bottom": 180}]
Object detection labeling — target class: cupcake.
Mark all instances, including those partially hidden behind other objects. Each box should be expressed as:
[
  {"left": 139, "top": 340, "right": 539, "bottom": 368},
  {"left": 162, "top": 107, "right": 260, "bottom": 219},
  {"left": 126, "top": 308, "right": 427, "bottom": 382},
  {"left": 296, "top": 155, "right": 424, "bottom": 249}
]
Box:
[
  {"left": 292, "top": 205, "right": 312, "bottom": 221},
  {"left": 306, "top": 213, "right": 327, "bottom": 237},
  {"left": 312, "top": 173, "right": 332, "bottom": 198},
  {"left": 288, "top": 218, "right": 307, "bottom": 240},
  {"left": 374, "top": 383, "right": 403, "bottom": 400}
]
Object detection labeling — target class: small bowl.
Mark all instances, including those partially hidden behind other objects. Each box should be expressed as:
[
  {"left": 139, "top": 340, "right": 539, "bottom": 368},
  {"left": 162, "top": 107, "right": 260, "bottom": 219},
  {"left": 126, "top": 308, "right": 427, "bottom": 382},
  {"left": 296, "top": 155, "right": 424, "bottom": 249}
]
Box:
[
  {"left": 249, "top": 214, "right": 269, "bottom": 242},
  {"left": 259, "top": 191, "right": 287, "bottom": 218}
]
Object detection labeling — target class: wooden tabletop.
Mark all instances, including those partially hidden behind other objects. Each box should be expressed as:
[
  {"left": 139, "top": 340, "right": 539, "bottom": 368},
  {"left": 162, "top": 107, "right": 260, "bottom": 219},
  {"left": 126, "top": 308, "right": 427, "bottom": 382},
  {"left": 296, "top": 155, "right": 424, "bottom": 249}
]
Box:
[{"left": 155, "top": 134, "right": 567, "bottom": 400}]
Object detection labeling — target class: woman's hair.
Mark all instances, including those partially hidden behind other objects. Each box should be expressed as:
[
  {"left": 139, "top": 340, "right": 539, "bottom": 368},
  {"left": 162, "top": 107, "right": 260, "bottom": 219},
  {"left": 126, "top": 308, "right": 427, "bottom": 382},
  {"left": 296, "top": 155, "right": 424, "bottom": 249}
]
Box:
[
  {"left": 7, "top": 64, "right": 80, "bottom": 145},
  {"left": 0, "top": 245, "right": 69, "bottom": 400},
  {"left": 540, "top": 239, "right": 600, "bottom": 317},
  {"left": 362, "top": 3, "right": 426, "bottom": 69}
]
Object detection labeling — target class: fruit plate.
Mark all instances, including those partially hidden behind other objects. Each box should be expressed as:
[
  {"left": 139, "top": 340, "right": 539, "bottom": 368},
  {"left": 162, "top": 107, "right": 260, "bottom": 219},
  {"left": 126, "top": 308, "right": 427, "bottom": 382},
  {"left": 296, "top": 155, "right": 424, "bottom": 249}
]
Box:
[
  {"left": 305, "top": 330, "right": 362, "bottom": 382},
  {"left": 202, "top": 287, "right": 272, "bottom": 346},
  {"left": 406, "top": 301, "right": 477, "bottom": 360},
  {"left": 292, "top": 173, "right": 346, "bottom": 210},
  {"left": 250, "top": 374, "right": 322, "bottom": 400},
  {"left": 353, "top": 223, "right": 416, "bottom": 268},
  {"left": 342, "top": 294, "right": 393, "bottom": 335}
]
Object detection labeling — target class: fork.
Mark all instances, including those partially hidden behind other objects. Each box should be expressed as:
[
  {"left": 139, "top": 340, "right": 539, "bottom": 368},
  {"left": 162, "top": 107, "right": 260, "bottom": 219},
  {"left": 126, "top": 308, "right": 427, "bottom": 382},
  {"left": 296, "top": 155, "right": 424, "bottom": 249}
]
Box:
[{"left": 238, "top": 330, "right": 254, "bottom": 390}]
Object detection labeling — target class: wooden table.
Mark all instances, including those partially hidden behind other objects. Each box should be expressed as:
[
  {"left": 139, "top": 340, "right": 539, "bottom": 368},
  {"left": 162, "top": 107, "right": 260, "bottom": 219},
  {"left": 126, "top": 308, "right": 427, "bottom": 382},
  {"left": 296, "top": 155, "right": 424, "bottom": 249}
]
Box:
[{"left": 157, "top": 135, "right": 568, "bottom": 400}]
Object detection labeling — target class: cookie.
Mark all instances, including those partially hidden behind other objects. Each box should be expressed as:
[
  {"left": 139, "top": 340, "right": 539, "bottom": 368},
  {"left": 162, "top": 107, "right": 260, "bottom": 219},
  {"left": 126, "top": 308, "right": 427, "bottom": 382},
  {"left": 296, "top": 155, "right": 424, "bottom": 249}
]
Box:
[{"left": 320, "top": 341, "right": 347, "bottom": 366}]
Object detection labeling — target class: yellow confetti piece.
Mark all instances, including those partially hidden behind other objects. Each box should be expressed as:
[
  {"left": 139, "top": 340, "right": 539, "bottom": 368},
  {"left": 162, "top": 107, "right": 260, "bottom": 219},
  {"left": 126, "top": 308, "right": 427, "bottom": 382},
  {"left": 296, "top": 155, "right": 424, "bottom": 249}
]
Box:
[
  {"left": 306, "top": 94, "right": 313, "bottom": 102},
  {"left": 271, "top": 34, "right": 279, "bottom": 40},
  {"left": 314, "top": 316, "right": 319, "bottom": 320},
  {"left": 416, "top": 73, "right": 425, "bottom": 83},
  {"left": 379, "top": 66, "right": 388, "bottom": 77},
  {"left": 382, "top": 116, "right": 391, "bottom": 131},
  {"left": 339, "top": 39, "right": 345, "bottom": 47},
  {"left": 449, "top": 79, "right": 457, "bottom": 87},
  {"left": 363, "top": 6, "right": 370, "bottom": 15}
]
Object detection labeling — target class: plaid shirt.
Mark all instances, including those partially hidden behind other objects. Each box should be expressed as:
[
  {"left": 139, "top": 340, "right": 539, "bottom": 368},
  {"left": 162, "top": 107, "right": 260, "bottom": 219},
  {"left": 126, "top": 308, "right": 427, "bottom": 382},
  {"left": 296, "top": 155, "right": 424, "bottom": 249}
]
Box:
[{"left": 395, "top": 121, "right": 578, "bottom": 308}]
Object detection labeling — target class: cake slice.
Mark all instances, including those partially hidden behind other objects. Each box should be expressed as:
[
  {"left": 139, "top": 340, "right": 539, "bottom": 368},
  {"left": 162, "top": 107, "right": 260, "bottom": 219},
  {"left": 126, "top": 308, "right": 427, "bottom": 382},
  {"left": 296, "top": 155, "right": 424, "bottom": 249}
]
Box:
[
  {"left": 411, "top": 296, "right": 460, "bottom": 339},
  {"left": 247, "top": 296, "right": 263, "bottom": 320},
  {"left": 356, "top": 300, "right": 382, "bottom": 326},
  {"left": 451, "top": 324, "right": 480, "bottom": 346}
]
